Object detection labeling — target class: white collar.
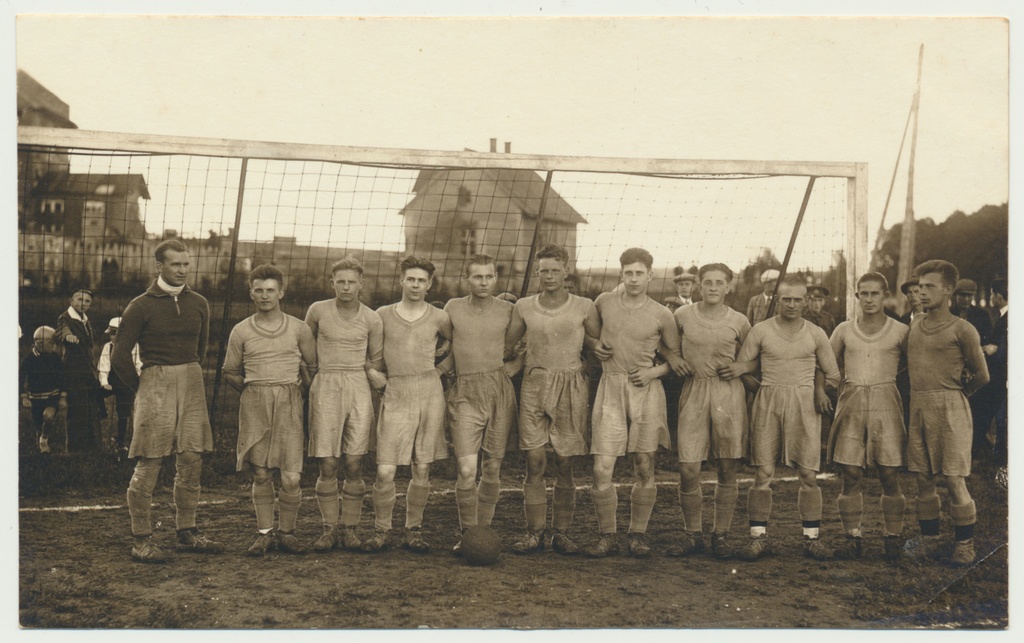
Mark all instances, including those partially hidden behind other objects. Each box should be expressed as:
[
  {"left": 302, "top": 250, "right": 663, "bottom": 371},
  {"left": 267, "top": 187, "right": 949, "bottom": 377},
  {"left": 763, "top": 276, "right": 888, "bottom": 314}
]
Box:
[
  {"left": 66, "top": 306, "right": 87, "bottom": 323},
  {"left": 157, "top": 275, "right": 185, "bottom": 296},
  {"left": 1000, "top": 304, "right": 1008, "bottom": 317}
]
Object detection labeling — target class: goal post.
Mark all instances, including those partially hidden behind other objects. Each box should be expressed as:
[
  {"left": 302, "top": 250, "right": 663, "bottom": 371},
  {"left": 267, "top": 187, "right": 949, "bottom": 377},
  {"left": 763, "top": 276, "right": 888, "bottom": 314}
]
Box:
[{"left": 18, "top": 124, "right": 868, "bottom": 425}]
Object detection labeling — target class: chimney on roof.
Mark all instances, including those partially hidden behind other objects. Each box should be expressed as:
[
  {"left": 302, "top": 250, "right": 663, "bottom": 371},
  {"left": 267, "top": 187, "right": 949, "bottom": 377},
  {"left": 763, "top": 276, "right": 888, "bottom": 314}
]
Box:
[
  {"left": 489, "top": 138, "right": 497, "bottom": 153},
  {"left": 504, "top": 142, "right": 512, "bottom": 153}
]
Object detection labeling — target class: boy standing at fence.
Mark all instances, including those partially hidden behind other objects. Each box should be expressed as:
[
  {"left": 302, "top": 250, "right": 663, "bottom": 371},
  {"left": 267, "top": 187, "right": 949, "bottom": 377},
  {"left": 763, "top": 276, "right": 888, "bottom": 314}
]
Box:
[
  {"left": 439, "top": 254, "right": 519, "bottom": 553},
  {"left": 362, "top": 256, "right": 453, "bottom": 553},
  {"left": 505, "top": 244, "right": 602, "bottom": 555},
  {"left": 904, "top": 260, "right": 989, "bottom": 566},
  {"left": 722, "top": 278, "right": 841, "bottom": 561},
  {"left": 584, "top": 248, "right": 678, "bottom": 559},
  {"left": 305, "top": 257, "right": 384, "bottom": 552},
  {"left": 223, "top": 264, "right": 318, "bottom": 556},
  {"left": 827, "top": 273, "right": 909, "bottom": 561},
  {"left": 98, "top": 316, "right": 142, "bottom": 454},
  {"left": 114, "top": 239, "right": 223, "bottom": 563},
  {"left": 20, "top": 326, "right": 65, "bottom": 454}
]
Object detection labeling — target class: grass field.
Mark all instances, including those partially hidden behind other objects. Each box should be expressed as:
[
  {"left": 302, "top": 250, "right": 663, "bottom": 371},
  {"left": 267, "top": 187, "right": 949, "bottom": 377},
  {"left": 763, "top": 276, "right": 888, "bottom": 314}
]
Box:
[{"left": 18, "top": 446, "right": 1008, "bottom": 629}]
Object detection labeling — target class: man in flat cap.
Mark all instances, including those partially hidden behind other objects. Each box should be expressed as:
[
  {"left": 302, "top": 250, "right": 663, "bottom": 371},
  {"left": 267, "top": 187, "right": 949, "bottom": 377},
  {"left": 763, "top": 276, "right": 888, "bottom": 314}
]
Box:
[
  {"left": 949, "top": 279, "right": 996, "bottom": 463},
  {"left": 899, "top": 279, "right": 924, "bottom": 325},
  {"left": 746, "top": 269, "right": 780, "bottom": 326},
  {"left": 803, "top": 285, "right": 837, "bottom": 337}
]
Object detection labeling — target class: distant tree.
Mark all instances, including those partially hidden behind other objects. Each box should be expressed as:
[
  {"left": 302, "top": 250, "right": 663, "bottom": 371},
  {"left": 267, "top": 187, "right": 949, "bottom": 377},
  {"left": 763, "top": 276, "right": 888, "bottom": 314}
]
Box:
[{"left": 873, "top": 202, "right": 1008, "bottom": 296}]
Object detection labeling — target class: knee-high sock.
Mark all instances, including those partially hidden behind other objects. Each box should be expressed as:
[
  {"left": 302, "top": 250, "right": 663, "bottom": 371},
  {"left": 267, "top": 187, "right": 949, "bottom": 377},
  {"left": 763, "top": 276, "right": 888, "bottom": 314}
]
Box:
[
  {"left": 837, "top": 492, "right": 863, "bottom": 536},
  {"left": 127, "top": 459, "right": 162, "bottom": 537},
  {"left": 950, "top": 500, "right": 977, "bottom": 542},
  {"left": 916, "top": 492, "right": 941, "bottom": 536},
  {"left": 315, "top": 477, "right": 340, "bottom": 528},
  {"left": 251, "top": 479, "right": 276, "bottom": 531},
  {"left": 340, "top": 479, "right": 365, "bottom": 528},
  {"left": 456, "top": 483, "right": 478, "bottom": 531},
  {"left": 476, "top": 478, "right": 500, "bottom": 527},
  {"left": 713, "top": 483, "right": 739, "bottom": 534},
  {"left": 880, "top": 494, "right": 907, "bottom": 537},
  {"left": 405, "top": 481, "right": 430, "bottom": 530},
  {"left": 278, "top": 488, "right": 302, "bottom": 533},
  {"left": 798, "top": 487, "right": 823, "bottom": 536},
  {"left": 747, "top": 487, "right": 773, "bottom": 533},
  {"left": 678, "top": 485, "right": 703, "bottom": 533},
  {"left": 371, "top": 481, "right": 397, "bottom": 532},
  {"left": 173, "top": 456, "right": 202, "bottom": 531},
  {"left": 552, "top": 482, "right": 576, "bottom": 531},
  {"left": 523, "top": 479, "right": 547, "bottom": 531},
  {"left": 629, "top": 484, "right": 657, "bottom": 534},
  {"left": 592, "top": 485, "right": 618, "bottom": 534}
]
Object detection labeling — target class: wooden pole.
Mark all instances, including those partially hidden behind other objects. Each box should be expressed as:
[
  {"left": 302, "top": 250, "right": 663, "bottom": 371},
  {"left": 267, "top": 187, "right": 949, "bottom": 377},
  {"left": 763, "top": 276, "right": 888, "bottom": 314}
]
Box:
[
  {"left": 210, "top": 157, "right": 248, "bottom": 418},
  {"left": 895, "top": 44, "right": 924, "bottom": 314},
  {"left": 519, "top": 171, "right": 554, "bottom": 299}
]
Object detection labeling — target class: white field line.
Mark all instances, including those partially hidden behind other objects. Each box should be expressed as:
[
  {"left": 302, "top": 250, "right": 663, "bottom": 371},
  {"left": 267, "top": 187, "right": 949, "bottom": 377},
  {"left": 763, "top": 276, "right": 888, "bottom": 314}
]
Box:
[{"left": 19, "top": 473, "right": 836, "bottom": 513}]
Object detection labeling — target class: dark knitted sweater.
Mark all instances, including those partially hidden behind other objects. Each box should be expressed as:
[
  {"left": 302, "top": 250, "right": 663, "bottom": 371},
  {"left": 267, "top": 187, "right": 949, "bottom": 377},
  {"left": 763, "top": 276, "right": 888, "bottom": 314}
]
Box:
[{"left": 112, "top": 281, "right": 210, "bottom": 391}]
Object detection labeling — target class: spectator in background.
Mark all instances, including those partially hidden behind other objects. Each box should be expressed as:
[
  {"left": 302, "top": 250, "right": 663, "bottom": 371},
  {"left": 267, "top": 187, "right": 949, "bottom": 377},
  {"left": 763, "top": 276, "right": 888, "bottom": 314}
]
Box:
[
  {"left": 20, "top": 326, "right": 66, "bottom": 454},
  {"left": 900, "top": 279, "right": 924, "bottom": 325},
  {"left": 55, "top": 288, "right": 105, "bottom": 453},
  {"left": 983, "top": 278, "right": 1008, "bottom": 487},
  {"left": 803, "top": 285, "right": 837, "bottom": 337},
  {"left": 950, "top": 279, "right": 996, "bottom": 462},
  {"left": 746, "top": 269, "right": 780, "bottom": 326},
  {"left": 98, "top": 317, "right": 142, "bottom": 455},
  {"left": 951, "top": 279, "right": 993, "bottom": 344},
  {"left": 673, "top": 270, "right": 698, "bottom": 306}
]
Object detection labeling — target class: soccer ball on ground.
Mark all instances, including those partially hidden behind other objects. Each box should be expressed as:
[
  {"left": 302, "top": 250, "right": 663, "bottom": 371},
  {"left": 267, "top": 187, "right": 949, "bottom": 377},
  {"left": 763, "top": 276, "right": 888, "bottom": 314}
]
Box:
[{"left": 461, "top": 526, "right": 502, "bottom": 566}]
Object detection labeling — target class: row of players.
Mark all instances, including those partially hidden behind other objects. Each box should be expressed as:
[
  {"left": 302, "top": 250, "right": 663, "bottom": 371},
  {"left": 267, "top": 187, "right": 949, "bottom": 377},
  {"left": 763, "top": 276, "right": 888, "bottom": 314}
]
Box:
[{"left": 109, "top": 240, "right": 988, "bottom": 567}]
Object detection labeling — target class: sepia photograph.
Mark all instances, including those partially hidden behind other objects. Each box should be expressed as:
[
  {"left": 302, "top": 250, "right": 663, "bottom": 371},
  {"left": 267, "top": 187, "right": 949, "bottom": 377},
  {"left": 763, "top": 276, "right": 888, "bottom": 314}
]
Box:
[{"left": 7, "top": 0, "right": 1015, "bottom": 632}]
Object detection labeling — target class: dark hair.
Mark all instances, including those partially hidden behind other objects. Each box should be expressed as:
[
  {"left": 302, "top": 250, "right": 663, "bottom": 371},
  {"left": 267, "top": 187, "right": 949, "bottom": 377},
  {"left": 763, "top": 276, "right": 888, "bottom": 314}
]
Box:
[
  {"left": 698, "top": 262, "right": 734, "bottom": 282},
  {"left": 249, "top": 263, "right": 285, "bottom": 288},
  {"left": 991, "top": 278, "right": 1008, "bottom": 299},
  {"left": 619, "top": 247, "right": 653, "bottom": 270},
  {"left": 856, "top": 271, "right": 889, "bottom": 292},
  {"left": 331, "top": 255, "right": 364, "bottom": 276},
  {"left": 464, "top": 253, "right": 496, "bottom": 276},
  {"left": 913, "top": 260, "right": 959, "bottom": 288},
  {"left": 778, "top": 277, "right": 807, "bottom": 293},
  {"left": 155, "top": 239, "right": 189, "bottom": 263},
  {"left": 400, "top": 255, "right": 436, "bottom": 278},
  {"left": 535, "top": 245, "right": 569, "bottom": 265}
]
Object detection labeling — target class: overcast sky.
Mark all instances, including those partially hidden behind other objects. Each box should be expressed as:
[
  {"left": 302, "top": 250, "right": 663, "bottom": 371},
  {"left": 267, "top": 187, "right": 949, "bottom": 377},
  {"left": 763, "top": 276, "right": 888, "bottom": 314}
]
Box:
[{"left": 13, "top": 11, "right": 1009, "bottom": 257}]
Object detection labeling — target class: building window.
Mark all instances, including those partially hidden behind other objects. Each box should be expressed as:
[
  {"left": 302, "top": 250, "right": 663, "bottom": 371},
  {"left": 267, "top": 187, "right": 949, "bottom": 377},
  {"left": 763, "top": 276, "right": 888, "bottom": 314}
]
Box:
[
  {"left": 39, "top": 199, "right": 64, "bottom": 215},
  {"left": 462, "top": 228, "right": 479, "bottom": 256},
  {"left": 84, "top": 200, "right": 105, "bottom": 216}
]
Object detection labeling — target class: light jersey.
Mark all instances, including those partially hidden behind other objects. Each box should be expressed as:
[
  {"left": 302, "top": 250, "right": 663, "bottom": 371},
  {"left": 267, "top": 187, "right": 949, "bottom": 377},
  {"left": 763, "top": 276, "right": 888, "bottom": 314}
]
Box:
[
  {"left": 444, "top": 296, "right": 514, "bottom": 375},
  {"left": 377, "top": 303, "right": 452, "bottom": 377},
  {"left": 594, "top": 292, "right": 675, "bottom": 374},
  {"left": 738, "top": 317, "right": 840, "bottom": 389},
  {"left": 675, "top": 303, "right": 750, "bottom": 377},
  {"left": 516, "top": 293, "right": 596, "bottom": 372},
  {"left": 305, "top": 300, "right": 383, "bottom": 372},
  {"left": 222, "top": 314, "right": 314, "bottom": 385},
  {"left": 907, "top": 315, "right": 984, "bottom": 392},
  {"left": 830, "top": 317, "right": 908, "bottom": 386}
]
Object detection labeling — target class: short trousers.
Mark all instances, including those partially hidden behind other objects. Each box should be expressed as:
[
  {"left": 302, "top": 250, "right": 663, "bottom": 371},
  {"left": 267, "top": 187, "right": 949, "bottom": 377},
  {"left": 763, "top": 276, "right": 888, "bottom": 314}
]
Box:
[
  {"left": 907, "top": 389, "right": 973, "bottom": 476},
  {"left": 827, "top": 382, "right": 906, "bottom": 468},
  {"left": 518, "top": 368, "right": 589, "bottom": 457},
  {"left": 30, "top": 395, "right": 60, "bottom": 430},
  {"left": 590, "top": 373, "right": 669, "bottom": 456},
  {"left": 375, "top": 371, "right": 448, "bottom": 466},
  {"left": 748, "top": 385, "right": 821, "bottom": 471},
  {"left": 130, "top": 363, "right": 213, "bottom": 458},
  {"left": 448, "top": 369, "right": 517, "bottom": 459},
  {"left": 308, "top": 370, "right": 375, "bottom": 458},
  {"left": 676, "top": 376, "right": 748, "bottom": 463},
  {"left": 237, "top": 383, "right": 306, "bottom": 473}
]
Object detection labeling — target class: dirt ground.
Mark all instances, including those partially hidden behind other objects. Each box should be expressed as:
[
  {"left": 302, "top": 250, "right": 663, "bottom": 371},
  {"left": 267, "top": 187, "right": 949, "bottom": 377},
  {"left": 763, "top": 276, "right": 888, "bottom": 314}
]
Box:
[{"left": 18, "top": 452, "right": 1008, "bottom": 630}]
